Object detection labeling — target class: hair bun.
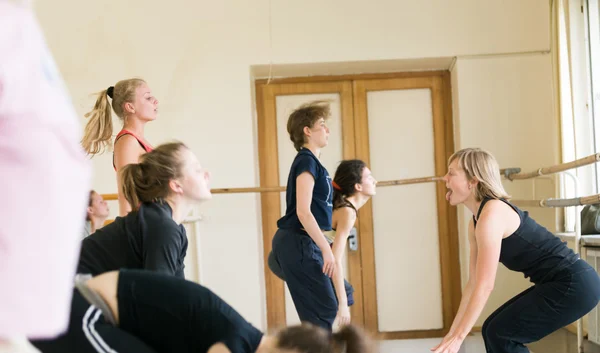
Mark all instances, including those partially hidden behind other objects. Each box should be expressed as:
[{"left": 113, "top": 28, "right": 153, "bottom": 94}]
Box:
[{"left": 107, "top": 86, "right": 114, "bottom": 99}]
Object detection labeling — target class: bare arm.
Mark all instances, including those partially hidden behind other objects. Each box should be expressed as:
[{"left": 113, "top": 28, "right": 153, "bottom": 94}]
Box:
[
  {"left": 296, "top": 172, "right": 333, "bottom": 251},
  {"left": 296, "top": 172, "right": 335, "bottom": 277},
  {"left": 331, "top": 207, "right": 356, "bottom": 307},
  {"left": 448, "top": 204, "right": 504, "bottom": 340},
  {"left": 114, "top": 135, "right": 145, "bottom": 216},
  {"left": 432, "top": 203, "right": 504, "bottom": 353}
]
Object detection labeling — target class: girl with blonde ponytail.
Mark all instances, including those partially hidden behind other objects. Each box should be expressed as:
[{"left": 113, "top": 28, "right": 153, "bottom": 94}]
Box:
[{"left": 81, "top": 78, "right": 158, "bottom": 216}]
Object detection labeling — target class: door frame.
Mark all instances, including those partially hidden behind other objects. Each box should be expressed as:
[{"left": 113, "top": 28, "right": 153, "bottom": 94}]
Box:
[
  {"left": 255, "top": 71, "right": 460, "bottom": 337},
  {"left": 352, "top": 73, "right": 461, "bottom": 339},
  {"left": 256, "top": 80, "right": 357, "bottom": 328}
]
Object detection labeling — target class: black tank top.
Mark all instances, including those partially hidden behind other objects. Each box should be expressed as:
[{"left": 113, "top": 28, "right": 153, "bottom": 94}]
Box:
[{"left": 474, "top": 198, "right": 579, "bottom": 284}]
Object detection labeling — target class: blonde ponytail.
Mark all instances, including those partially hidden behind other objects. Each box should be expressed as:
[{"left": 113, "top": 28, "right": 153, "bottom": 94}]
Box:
[
  {"left": 81, "top": 89, "right": 113, "bottom": 155},
  {"left": 81, "top": 78, "right": 147, "bottom": 156}
]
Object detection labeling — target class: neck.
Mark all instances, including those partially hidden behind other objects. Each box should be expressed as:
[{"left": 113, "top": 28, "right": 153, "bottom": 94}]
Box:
[
  {"left": 122, "top": 118, "right": 145, "bottom": 137},
  {"left": 302, "top": 143, "right": 321, "bottom": 158},
  {"left": 464, "top": 196, "right": 482, "bottom": 219},
  {"left": 346, "top": 193, "right": 370, "bottom": 211},
  {"left": 165, "top": 197, "right": 194, "bottom": 224},
  {"left": 90, "top": 217, "right": 105, "bottom": 233}
]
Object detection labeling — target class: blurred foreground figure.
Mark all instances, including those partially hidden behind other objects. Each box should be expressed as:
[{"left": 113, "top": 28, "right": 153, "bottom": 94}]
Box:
[{"left": 0, "top": 0, "right": 91, "bottom": 351}]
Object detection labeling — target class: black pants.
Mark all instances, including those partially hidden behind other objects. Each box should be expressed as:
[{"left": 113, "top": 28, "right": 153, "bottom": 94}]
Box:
[
  {"left": 30, "top": 288, "right": 157, "bottom": 353},
  {"left": 268, "top": 250, "right": 355, "bottom": 306},
  {"left": 271, "top": 228, "right": 341, "bottom": 331},
  {"left": 31, "top": 270, "right": 255, "bottom": 353},
  {"left": 482, "top": 259, "right": 600, "bottom": 352}
]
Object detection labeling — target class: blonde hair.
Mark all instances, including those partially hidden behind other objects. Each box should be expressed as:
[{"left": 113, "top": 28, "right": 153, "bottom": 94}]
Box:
[
  {"left": 448, "top": 148, "right": 511, "bottom": 201},
  {"left": 81, "top": 78, "right": 147, "bottom": 155},
  {"left": 119, "top": 142, "right": 188, "bottom": 211}
]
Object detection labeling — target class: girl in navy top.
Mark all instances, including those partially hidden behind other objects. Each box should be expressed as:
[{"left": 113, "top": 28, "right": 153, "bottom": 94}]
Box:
[
  {"left": 433, "top": 148, "right": 600, "bottom": 353},
  {"left": 269, "top": 159, "right": 378, "bottom": 327},
  {"left": 270, "top": 100, "right": 339, "bottom": 331}
]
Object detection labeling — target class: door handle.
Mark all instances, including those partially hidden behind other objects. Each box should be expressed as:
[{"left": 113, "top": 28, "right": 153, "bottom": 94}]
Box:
[{"left": 348, "top": 227, "right": 358, "bottom": 251}]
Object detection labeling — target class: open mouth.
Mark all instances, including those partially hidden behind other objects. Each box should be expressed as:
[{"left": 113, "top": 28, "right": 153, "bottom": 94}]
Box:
[{"left": 445, "top": 187, "right": 452, "bottom": 201}]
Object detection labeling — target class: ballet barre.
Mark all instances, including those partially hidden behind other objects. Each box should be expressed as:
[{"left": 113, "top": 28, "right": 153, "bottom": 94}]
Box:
[
  {"left": 99, "top": 169, "right": 522, "bottom": 201},
  {"left": 502, "top": 153, "right": 600, "bottom": 181}
]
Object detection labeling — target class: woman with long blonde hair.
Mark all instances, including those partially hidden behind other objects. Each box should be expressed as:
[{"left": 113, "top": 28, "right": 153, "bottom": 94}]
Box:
[{"left": 81, "top": 78, "right": 158, "bottom": 216}]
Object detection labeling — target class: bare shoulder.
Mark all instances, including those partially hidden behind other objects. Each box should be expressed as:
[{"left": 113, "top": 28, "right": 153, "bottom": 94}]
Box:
[
  {"left": 335, "top": 206, "right": 356, "bottom": 221},
  {"left": 207, "top": 343, "right": 231, "bottom": 353},
  {"left": 114, "top": 134, "right": 142, "bottom": 152},
  {"left": 479, "top": 199, "right": 513, "bottom": 218},
  {"left": 114, "top": 135, "right": 144, "bottom": 169},
  {"left": 333, "top": 206, "right": 356, "bottom": 227},
  {"left": 478, "top": 199, "right": 519, "bottom": 236}
]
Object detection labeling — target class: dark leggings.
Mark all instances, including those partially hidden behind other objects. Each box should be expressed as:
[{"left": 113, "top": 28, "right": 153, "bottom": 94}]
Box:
[
  {"left": 268, "top": 249, "right": 355, "bottom": 306},
  {"left": 271, "top": 228, "right": 342, "bottom": 331},
  {"left": 30, "top": 289, "right": 157, "bottom": 353},
  {"left": 482, "top": 259, "right": 600, "bottom": 352},
  {"left": 32, "top": 270, "right": 260, "bottom": 353}
]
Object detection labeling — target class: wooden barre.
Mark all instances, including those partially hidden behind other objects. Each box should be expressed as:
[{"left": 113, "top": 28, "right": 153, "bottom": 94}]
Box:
[
  {"left": 100, "top": 175, "right": 448, "bottom": 201},
  {"left": 504, "top": 153, "right": 600, "bottom": 180},
  {"left": 99, "top": 178, "right": 600, "bottom": 207},
  {"left": 94, "top": 153, "right": 600, "bottom": 200},
  {"left": 99, "top": 168, "right": 525, "bottom": 200},
  {"left": 512, "top": 193, "right": 600, "bottom": 208}
]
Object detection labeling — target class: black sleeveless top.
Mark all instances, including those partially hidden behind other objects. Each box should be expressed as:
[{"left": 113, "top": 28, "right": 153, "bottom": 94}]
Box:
[{"left": 474, "top": 198, "right": 579, "bottom": 284}]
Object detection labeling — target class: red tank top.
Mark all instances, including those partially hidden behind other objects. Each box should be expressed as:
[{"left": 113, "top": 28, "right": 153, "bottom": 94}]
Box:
[{"left": 112, "top": 129, "right": 153, "bottom": 170}]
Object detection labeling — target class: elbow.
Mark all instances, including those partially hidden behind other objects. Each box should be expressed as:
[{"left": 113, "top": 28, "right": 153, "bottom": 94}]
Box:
[
  {"left": 297, "top": 209, "right": 311, "bottom": 222},
  {"left": 476, "top": 281, "right": 495, "bottom": 294}
]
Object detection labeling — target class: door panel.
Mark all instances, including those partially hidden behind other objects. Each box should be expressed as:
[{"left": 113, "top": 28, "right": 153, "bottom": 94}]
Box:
[
  {"left": 352, "top": 75, "right": 460, "bottom": 339},
  {"left": 257, "top": 81, "right": 360, "bottom": 328},
  {"left": 366, "top": 88, "right": 443, "bottom": 331},
  {"left": 256, "top": 73, "right": 459, "bottom": 338}
]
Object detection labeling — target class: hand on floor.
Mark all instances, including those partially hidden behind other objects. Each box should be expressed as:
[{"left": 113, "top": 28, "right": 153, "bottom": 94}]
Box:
[{"left": 431, "top": 333, "right": 464, "bottom": 353}]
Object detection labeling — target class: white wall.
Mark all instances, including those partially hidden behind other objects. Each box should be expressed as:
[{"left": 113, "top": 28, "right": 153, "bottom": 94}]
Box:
[
  {"left": 452, "top": 54, "right": 559, "bottom": 325},
  {"left": 35, "top": 0, "right": 553, "bottom": 331}
]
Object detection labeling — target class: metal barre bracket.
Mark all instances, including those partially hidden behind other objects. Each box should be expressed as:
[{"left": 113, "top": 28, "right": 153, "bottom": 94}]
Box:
[{"left": 503, "top": 167, "right": 522, "bottom": 180}]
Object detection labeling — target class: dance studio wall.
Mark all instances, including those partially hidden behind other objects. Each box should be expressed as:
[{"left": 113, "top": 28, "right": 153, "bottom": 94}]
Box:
[
  {"left": 36, "top": 0, "right": 553, "bottom": 331},
  {"left": 452, "top": 55, "right": 558, "bottom": 327}
]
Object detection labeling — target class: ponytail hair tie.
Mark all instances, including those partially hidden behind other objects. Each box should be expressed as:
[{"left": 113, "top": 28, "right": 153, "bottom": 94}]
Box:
[
  {"left": 332, "top": 180, "right": 342, "bottom": 191},
  {"left": 107, "top": 86, "right": 114, "bottom": 99}
]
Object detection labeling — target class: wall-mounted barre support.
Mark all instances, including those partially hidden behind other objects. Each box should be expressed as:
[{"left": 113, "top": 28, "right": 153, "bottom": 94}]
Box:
[{"left": 503, "top": 153, "right": 600, "bottom": 181}]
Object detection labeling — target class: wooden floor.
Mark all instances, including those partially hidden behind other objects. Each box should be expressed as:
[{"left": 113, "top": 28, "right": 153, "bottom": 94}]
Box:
[
  {"left": 528, "top": 329, "right": 600, "bottom": 353},
  {"left": 378, "top": 329, "right": 600, "bottom": 353}
]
